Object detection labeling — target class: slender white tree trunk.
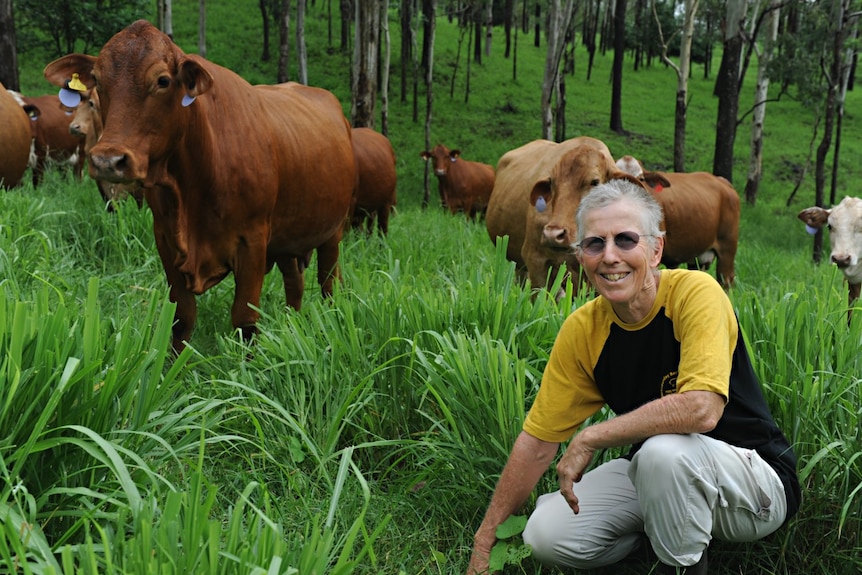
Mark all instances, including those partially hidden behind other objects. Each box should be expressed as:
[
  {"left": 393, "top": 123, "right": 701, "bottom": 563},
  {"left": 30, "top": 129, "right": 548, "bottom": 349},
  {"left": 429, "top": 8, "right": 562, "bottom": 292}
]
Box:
[
  {"left": 484, "top": 0, "right": 493, "bottom": 57},
  {"left": 297, "top": 0, "right": 307, "bottom": 84},
  {"left": 381, "top": 0, "right": 391, "bottom": 135},
  {"left": 198, "top": 0, "right": 206, "bottom": 58},
  {"left": 165, "top": 0, "right": 174, "bottom": 38},
  {"left": 541, "top": 0, "right": 575, "bottom": 140},
  {"left": 744, "top": 1, "right": 780, "bottom": 204}
]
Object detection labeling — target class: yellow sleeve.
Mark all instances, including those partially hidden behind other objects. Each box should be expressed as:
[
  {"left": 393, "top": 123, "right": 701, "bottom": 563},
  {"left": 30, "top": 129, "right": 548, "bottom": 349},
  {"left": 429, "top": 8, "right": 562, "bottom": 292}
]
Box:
[{"left": 523, "top": 305, "right": 606, "bottom": 443}]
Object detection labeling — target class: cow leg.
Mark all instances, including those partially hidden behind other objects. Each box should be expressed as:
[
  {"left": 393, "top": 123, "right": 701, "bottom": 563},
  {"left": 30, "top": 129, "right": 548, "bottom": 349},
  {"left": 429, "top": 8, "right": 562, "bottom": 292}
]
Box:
[
  {"left": 276, "top": 255, "right": 305, "bottom": 310},
  {"left": 848, "top": 282, "right": 861, "bottom": 325},
  {"left": 378, "top": 205, "right": 390, "bottom": 235},
  {"left": 315, "top": 233, "right": 343, "bottom": 299},
  {"left": 231, "top": 252, "right": 269, "bottom": 344}
]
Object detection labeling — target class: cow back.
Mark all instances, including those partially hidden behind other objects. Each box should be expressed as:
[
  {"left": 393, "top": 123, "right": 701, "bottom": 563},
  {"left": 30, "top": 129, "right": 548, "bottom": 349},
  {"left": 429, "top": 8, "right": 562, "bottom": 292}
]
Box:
[
  {"left": 0, "top": 85, "right": 32, "bottom": 189},
  {"left": 351, "top": 127, "right": 397, "bottom": 213}
]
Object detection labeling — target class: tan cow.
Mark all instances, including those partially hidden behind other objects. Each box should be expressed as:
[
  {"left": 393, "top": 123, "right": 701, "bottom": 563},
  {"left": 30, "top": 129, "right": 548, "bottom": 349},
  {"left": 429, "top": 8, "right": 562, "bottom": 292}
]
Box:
[
  {"left": 798, "top": 196, "right": 862, "bottom": 322},
  {"left": 67, "top": 88, "right": 144, "bottom": 211},
  {"left": 0, "top": 84, "right": 31, "bottom": 189},
  {"left": 44, "top": 20, "right": 356, "bottom": 351},
  {"left": 615, "top": 155, "right": 740, "bottom": 288},
  {"left": 348, "top": 127, "right": 397, "bottom": 235},
  {"left": 420, "top": 144, "right": 495, "bottom": 220},
  {"left": 486, "top": 137, "right": 641, "bottom": 296}
]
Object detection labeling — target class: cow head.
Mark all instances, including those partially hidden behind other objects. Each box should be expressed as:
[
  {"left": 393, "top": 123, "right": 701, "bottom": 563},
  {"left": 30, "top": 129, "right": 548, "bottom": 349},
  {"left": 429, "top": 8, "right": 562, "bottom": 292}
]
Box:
[
  {"left": 531, "top": 145, "right": 644, "bottom": 252},
  {"left": 420, "top": 144, "right": 460, "bottom": 178},
  {"left": 798, "top": 197, "right": 862, "bottom": 276},
  {"left": 44, "top": 20, "right": 214, "bottom": 184},
  {"left": 616, "top": 155, "right": 672, "bottom": 192},
  {"left": 68, "top": 89, "right": 102, "bottom": 147}
]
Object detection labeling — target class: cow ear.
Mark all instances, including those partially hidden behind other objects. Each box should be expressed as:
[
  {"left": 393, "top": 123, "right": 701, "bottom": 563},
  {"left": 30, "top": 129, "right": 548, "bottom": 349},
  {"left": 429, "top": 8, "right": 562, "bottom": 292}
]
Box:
[
  {"left": 449, "top": 149, "right": 461, "bottom": 159},
  {"left": 43, "top": 54, "right": 97, "bottom": 89},
  {"left": 529, "top": 179, "right": 552, "bottom": 210},
  {"left": 178, "top": 56, "right": 214, "bottom": 99},
  {"left": 797, "top": 207, "right": 830, "bottom": 228},
  {"left": 420, "top": 151, "right": 430, "bottom": 160},
  {"left": 642, "top": 172, "right": 672, "bottom": 189},
  {"left": 611, "top": 172, "right": 648, "bottom": 189}
]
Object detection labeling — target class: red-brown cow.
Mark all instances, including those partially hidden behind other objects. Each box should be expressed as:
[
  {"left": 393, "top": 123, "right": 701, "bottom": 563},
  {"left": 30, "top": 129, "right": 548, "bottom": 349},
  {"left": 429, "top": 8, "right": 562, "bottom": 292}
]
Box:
[
  {"left": 16, "top": 93, "right": 86, "bottom": 187},
  {"left": 420, "top": 144, "right": 495, "bottom": 220},
  {"left": 798, "top": 196, "right": 862, "bottom": 322},
  {"left": 0, "top": 84, "right": 31, "bottom": 189},
  {"left": 68, "top": 88, "right": 144, "bottom": 210},
  {"left": 348, "top": 127, "right": 397, "bottom": 235},
  {"left": 486, "top": 137, "right": 641, "bottom": 297},
  {"left": 44, "top": 20, "right": 356, "bottom": 351},
  {"left": 615, "top": 155, "right": 740, "bottom": 288}
]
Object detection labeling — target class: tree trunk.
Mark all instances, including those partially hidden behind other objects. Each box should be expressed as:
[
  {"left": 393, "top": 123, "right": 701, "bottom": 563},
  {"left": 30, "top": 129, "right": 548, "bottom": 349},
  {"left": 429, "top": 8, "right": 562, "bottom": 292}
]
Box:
[
  {"left": 609, "top": 0, "right": 627, "bottom": 134},
  {"left": 504, "top": 0, "right": 514, "bottom": 58},
  {"left": 340, "top": 0, "right": 351, "bottom": 52},
  {"left": 297, "top": 0, "right": 308, "bottom": 84},
  {"left": 260, "top": 0, "right": 271, "bottom": 61},
  {"left": 831, "top": 13, "right": 858, "bottom": 205},
  {"left": 541, "top": 0, "right": 576, "bottom": 140},
  {"left": 422, "top": 0, "right": 437, "bottom": 209},
  {"left": 400, "top": 0, "right": 413, "bottom": 102},
  {"left": 421, "top": 0, "right": 434, "bottom": 71},
  {"left": 484, "top": 0, "right": 493, "bottom": 58},
  {"left": 198, "top": 0, "right": 207, "bottom": 58},
  {"left": 534, "top": 3, "right": 541, "bottom": 47},
  {"left": 743, "top": 1, "right": 780, "bottom": 206},
  {"left": 278, "top": 0, "right": 291, "bottom": 82},
  {"left": 674, "top": 0, "right": 698, "bottom": 171},
  {"left": 0, "top": 0, "right": 19, "bottom": 91},
  {"left": 381, "top": 0, "right": 391, "bottom": 135},
  {"left": 712, "top": 0, "right": 746, "bottom": 181},
  {"left": 352, "top": 0, "right": 381, "bottom": 128}
]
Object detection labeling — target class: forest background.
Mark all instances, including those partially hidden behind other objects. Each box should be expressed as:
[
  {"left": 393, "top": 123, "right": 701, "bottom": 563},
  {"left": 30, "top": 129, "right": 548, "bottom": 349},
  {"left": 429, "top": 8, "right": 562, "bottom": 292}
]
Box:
[{"left": 0, "top": 0, "right": 861, "bottom": 574}]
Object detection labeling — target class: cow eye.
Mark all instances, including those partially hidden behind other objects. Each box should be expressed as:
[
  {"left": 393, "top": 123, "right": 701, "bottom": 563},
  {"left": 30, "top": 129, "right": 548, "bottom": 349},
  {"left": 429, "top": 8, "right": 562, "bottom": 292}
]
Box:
[
  {"left": 590, "top": 178, "right": 600, "bottom": 187},
  {"left": 157, "top": 76, "right": 171, "bottom": 88}
]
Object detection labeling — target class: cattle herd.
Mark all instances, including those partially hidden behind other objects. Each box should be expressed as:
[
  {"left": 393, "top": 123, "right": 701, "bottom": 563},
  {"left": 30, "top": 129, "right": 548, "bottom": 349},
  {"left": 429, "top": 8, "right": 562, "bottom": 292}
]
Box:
[{"left": 0, "top": 19, "right": 858, "bottom": 350}]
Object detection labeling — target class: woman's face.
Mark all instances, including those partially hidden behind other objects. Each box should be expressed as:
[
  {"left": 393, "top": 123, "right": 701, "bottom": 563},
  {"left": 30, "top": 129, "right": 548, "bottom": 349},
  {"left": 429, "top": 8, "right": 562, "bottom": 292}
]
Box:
[{"left": 576, "top": 199, "right": 664, "bottom": 322}]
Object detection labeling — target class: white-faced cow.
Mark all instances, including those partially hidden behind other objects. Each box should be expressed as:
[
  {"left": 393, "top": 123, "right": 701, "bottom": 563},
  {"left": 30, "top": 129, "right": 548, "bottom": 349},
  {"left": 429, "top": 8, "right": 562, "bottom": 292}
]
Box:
[
  {"left": 348, "top": 127, "right": 397, "bottom": 235},
  {"left": 0, "top": 84, "right": 31, "bottom": 189},
  {"left": 44, "top": 20, "right": 356, "bottom": 352},
  {"left": 615, "top": 155, "right": 739, "bottom": 288},
  {"left": 485, "top": 136, "right": 642, "bottom": 297},
  {"left": 798, "top": 196, "right": 862, "bottom": 322},
  {"left": 420, "top": 144, "right": 495, "bottom": 220},
  {"left": 67, "top": 88, "right": 144, "bottom": 211}
]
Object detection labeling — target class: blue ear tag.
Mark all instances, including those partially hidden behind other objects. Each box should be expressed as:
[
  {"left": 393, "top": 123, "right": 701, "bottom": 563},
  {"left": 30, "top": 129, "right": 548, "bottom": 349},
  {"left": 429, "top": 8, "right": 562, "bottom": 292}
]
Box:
[
  {"left": 535, "top": 196, "right": 547, "bottom": 213},
  {"left": 59, "top": 87, "right": 82, "bottom": 108},
  {"left": 182, "top": 94, "right": 196, "bottom": 107},
  {"left": 805, "top": 224, "right": 818, "bottom": 235}
]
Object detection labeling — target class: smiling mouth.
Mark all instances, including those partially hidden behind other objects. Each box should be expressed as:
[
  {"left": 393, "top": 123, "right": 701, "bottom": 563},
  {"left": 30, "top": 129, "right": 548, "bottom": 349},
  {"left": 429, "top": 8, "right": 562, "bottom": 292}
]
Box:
[{"left": 602, "top": 272, "right": 629, "bottom": 281}]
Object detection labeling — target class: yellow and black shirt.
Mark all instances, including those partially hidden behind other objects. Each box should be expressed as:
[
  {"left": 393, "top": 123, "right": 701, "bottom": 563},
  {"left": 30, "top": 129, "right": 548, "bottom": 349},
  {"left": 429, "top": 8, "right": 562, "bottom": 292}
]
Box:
[{"left": 524, "top": 268, "right": 801, "bottom": 520}]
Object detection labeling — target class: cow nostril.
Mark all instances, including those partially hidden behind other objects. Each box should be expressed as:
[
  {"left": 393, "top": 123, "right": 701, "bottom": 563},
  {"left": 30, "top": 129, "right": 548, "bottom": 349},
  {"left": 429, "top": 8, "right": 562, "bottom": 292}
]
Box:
[{"left": 832, "top": 254, "right": 852, "bottom": 267}]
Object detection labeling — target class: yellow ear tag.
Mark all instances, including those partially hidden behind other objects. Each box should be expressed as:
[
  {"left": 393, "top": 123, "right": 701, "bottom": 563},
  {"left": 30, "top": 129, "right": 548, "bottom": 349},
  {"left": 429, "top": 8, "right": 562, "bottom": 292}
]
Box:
[{"left": 67, "top": 73, "right": 87, "bottom": 92}]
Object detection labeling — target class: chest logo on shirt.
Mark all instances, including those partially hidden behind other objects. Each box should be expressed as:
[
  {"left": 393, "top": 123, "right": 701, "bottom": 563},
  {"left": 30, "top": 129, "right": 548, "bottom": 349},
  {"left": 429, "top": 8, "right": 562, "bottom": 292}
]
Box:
[{"left": 661, "top": 371, "right": 679, "bottom": 396}]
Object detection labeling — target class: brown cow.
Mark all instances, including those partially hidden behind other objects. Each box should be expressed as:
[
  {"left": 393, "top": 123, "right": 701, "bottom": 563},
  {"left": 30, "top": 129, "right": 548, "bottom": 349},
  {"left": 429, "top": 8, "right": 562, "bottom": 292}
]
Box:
[
  {"left": 0, "top": 84, "right": 31, "bottom": 189},
  {"left": 798, "top": 196, "right": 862, "bottom": 322},
  {"left": 44, "top": 20, "right": 356, "bottom": 351},
  {"left": 615, "top": 155, "right": 739, "bottom": 288},
  {"left": 15, "top": 93, "right": 86, "bottom": 187},
  {"left": 348, "top": 127, "right": 397, "bottom": 235},
  {"left": 420, "top": 144, "right": 495, "bottom": 220},
  {"left": 485, "top": 136, "right": 641, "bottom": 297},
  {"left": 68, "top": 88, "right": 144, "bottom": 211}
]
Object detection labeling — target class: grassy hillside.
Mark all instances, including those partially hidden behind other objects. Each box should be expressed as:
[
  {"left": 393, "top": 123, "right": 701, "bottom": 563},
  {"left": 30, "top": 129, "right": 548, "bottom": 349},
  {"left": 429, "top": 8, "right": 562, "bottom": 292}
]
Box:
[{"left": 4, "top": 3, "right": 861, "bottom": 574}]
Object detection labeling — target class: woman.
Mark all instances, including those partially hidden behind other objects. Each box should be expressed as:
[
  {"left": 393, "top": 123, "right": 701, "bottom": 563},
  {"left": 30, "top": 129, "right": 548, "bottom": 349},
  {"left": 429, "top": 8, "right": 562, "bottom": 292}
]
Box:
[{"left": 466, "top": 178, "right": 800, "bottom": 574}]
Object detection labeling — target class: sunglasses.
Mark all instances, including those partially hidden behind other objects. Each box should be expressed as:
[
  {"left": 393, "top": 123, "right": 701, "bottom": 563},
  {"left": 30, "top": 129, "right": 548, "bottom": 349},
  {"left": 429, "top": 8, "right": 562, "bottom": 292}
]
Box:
[{"left": 577, "top": 231, "right": 652, "bottom": 256}]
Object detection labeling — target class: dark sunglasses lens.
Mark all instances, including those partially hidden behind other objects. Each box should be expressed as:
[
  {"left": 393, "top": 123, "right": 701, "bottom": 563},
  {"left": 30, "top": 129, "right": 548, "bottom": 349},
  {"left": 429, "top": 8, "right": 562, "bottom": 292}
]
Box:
[
  {"left": 581, "top": 237, "right": 605, "bottom": 255},
  {"left": 615, "top": 232, "right": 640, "bottom": 250}
]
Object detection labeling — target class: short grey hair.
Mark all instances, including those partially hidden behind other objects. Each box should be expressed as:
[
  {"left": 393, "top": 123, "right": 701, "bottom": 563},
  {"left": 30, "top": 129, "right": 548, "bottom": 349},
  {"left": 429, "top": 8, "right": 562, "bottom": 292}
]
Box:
[{"left": 575, "top": 178, "right": 665, "bottom": 246}]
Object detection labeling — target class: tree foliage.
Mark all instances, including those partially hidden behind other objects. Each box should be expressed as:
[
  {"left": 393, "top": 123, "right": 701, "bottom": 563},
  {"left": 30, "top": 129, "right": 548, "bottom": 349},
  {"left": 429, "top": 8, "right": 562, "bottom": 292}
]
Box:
[{"left": 14, "top": 0, "right": 149, "bottom": 56}]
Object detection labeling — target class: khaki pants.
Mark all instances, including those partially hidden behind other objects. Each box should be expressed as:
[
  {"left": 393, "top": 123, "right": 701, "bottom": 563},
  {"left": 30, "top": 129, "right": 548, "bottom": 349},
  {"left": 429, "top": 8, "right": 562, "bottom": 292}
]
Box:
[{"left": 522, "top": 434, "right": 788, "bottom": 569}]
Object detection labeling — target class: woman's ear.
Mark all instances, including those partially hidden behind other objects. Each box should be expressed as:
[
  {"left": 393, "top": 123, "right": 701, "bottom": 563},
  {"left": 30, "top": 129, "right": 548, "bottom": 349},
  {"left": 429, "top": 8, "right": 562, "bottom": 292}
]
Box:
[{"left": 650, "top": 235, "right": 665, "bottom": 267}]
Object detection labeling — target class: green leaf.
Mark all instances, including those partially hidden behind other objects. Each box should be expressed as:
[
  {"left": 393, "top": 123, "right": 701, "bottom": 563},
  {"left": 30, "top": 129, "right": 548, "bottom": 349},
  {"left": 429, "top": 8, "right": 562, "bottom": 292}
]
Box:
[{"left": 495, "top": 514, "right": 527, "bottom": 540}]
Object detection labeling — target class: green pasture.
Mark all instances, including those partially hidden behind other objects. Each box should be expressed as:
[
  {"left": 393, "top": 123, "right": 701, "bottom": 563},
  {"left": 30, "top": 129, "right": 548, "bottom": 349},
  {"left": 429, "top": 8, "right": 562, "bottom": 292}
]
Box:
[{"left": 3, "top": 3, "right": 861, "bottom": 574}]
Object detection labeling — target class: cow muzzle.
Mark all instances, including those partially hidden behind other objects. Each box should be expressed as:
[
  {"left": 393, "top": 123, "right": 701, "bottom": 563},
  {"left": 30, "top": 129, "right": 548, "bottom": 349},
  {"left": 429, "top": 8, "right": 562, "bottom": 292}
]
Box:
[
  {"left": 89, "top": 148, "right": 141, "bottom": 183},
  {"left": 542, "top": 224, "right": 573, "bottom": 250},
  {"left": 832, "top": 253, "right": 855, "bottom": 269}
]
